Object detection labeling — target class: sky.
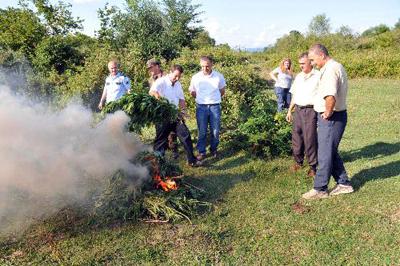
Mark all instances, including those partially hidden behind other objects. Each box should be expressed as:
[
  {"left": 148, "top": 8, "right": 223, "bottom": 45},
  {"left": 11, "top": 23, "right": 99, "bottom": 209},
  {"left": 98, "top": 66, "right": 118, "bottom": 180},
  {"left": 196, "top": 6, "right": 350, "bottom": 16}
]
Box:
[{"left": 1, "top": 0, "right": 399, "bottom": 48}]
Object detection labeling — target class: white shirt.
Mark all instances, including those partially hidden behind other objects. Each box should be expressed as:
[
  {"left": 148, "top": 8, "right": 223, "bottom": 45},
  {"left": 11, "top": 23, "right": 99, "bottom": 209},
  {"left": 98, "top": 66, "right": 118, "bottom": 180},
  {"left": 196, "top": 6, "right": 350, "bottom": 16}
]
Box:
[
  {"left": 272, "top": 67, "right": 293, "bottom": 89},
  {"left": 189, "top": 70, "right": 226, "bottom": 104},
  {"left": 313, "top": 59, "right": 348, "bottom": 113},
  {"left": 290, "top": 69, "right": 320, "bottom": 106},
  {"left": 104, "top": 73, "right": 131, "bottom": 103},
  {"left": 149, "top": 76, "right": 185, "bottom": 107}
]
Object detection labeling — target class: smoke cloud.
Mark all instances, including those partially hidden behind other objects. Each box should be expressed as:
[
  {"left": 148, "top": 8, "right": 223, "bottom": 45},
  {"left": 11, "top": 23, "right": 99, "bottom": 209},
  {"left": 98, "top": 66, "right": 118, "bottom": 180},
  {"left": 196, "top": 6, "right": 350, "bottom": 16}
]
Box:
[{"left": 0, "top": 87, "right": 149, "bottom": 234}]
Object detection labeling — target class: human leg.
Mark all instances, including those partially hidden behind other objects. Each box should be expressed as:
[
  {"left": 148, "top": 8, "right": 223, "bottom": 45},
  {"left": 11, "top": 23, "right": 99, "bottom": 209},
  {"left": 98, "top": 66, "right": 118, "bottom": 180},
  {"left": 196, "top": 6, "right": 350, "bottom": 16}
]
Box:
[
  {"left": 274, "top": 87, "right": 285, "bottom": 112},
  {"left": 313, "top": 115, "right": 334, "bottom": 191},
  {"left": 209, "top": 104, "right": 221, "bottom": 154},
  {"left": 292, "top": 108, "right": 305, "bottom": 166},
  {"left": 154, "top": 122, "right": 173, "bottom": 156},
  {"left": 196, "top": 104, "right": 209, "bottom": 155},
  {"left": 175, "top": 120, "right": 197, "bottom": 164}
]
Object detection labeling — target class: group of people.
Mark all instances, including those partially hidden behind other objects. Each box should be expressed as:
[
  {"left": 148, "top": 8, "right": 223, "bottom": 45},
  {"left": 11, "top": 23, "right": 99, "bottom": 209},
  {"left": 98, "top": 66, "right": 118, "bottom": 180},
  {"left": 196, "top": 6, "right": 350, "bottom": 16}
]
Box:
[
  {"left": 270, "top": 44, "right": 354, "bottom": 199},
  {"left": 99, "top": 43, "right": 354, "bottom": 200},
  {"left": 98, "top": 56, "right": 226, "bottom": 168}
]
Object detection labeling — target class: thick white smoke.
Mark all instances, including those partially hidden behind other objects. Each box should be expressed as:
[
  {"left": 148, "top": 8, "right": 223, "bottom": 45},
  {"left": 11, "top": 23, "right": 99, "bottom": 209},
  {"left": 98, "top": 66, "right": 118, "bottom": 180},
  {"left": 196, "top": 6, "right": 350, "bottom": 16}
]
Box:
[{"left": 0, "top": 87, "right": 149, "bottom": 233}]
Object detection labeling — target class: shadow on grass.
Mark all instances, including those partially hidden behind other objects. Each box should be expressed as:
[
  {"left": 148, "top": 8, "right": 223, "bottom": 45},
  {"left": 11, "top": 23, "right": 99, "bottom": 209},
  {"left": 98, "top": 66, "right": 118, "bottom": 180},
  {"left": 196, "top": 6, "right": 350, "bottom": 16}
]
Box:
[
  {"left": 351, "top": 161, "right": 400, "bottom": 190},
  {"left": 342, "top": 142, "right": 400, "bottom": 163}
]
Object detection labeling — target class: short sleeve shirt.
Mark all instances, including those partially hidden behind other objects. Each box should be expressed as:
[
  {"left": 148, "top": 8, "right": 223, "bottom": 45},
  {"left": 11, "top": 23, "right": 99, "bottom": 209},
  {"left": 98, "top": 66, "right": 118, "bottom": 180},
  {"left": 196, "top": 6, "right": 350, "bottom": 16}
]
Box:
[
  {"left": 272, "top": 67, "right": 293, "bottom": 89},
  {"left": 313, "top": 59, "right": 348, "bottom": 113},
  {"left": 189, "top": 70, "right": 226, "bottom": 104},
  {"left": 290, "top": 69, "right": 320, "bottom": 106},
  {"left": 104, "top": 73, "right": 131, "bottom": 103},
  {"left": 149, "top": 76, "right": 184, "bottom": 107}
]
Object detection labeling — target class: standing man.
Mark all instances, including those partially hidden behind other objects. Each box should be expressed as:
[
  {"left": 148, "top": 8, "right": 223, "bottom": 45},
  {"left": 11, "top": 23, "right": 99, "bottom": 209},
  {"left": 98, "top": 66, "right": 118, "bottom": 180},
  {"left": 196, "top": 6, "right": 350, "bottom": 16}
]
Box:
[
  {"left": 286, "top": 52, "right": 319, "bottom": 177},
  {"left": 146, "top": 58, "right": 164, "bottom": 87},
  {"left": 189, "top": 56, "right": 226, "bottom": 160},
  {"left": 149, "top": 65, "right": 201, "bottom": 167},
  {"left": 98, "top": 60, "right": 131, "bottom": 110},
  {"left": 302, "top": 44, "right": 354, "bottom": 199},
  {"left": 147, "top": 58, "right": 179, "bottom": 159}
]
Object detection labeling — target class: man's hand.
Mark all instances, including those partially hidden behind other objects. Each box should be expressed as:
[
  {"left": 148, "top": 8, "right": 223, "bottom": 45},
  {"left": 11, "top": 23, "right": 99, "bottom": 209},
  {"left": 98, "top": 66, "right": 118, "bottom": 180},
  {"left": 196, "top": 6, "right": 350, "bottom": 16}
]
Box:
[
  {"left": 98, "top": 102, "right": 104, "bottom": 110},
  {"left": 190, "top": 91, "right": 196, "bottom": 98},
  {"left": 321, "top": 110, "right": 333, "bottom": 120},
  {"left": 286, "top": 111, "right": 293, "bottom": 123}
]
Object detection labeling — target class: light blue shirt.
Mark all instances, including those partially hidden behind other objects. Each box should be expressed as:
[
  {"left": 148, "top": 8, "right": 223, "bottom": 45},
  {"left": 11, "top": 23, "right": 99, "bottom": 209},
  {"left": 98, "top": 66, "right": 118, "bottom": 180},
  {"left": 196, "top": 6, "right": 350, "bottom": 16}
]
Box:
[{"left": 104, "top": 72, "right": 131, "bottom": 103}]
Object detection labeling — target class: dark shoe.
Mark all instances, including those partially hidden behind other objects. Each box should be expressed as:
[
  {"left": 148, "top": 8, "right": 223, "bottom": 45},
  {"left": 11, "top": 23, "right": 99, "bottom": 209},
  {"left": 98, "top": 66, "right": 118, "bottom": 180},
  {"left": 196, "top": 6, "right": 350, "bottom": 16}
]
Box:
[
  {"left": 196, "top": 153, "right": 206, "bottom": 161},
  {"left": 188, "top": 160, "right": 203, "bottom": 167},
  {"left": 291, "top": 163, "right": 302, "bottom": 172},
  {"left": 173, "top": 152, "right": 179, "bottom": 160},
  {"left": 307, "top": 168, "right": 316, "bottom": 177},
  {"left": 211, "top": 151, "right": 218, "bottom": 159}
]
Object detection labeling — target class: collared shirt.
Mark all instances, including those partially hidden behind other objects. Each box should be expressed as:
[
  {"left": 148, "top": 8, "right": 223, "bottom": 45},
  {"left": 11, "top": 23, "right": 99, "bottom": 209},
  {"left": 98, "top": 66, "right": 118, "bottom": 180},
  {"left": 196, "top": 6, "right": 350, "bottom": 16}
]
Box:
[
  {"left": 149, "top": 75, "right": 184, "bottom": 107},
  {"left": 313, "top": 59, "right": 348, "bottom": 113},
  {"left": 104, "top": 72, "right": 131, "bottom": 103},
  {"left": 272, "top": 67, "right": 293, "bottom": 88},
  {"left": 148, "top": 71, "right": 164, "bottom": 87},
  {"left": 290, "top": 68, "right": 320, "bottom": 106},
  {"left": 189, "top": 70, "right": 226, "bottom": 104}
]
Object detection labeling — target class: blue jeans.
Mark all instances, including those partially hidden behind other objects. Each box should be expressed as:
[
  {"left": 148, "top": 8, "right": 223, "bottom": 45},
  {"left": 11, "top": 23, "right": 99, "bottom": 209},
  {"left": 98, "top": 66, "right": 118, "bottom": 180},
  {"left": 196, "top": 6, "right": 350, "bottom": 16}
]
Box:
[
  {"left": 314, "top": 111, "right": 351, "bottom": 191},
  {"left": 196, "top": 103, "right": 221, "bottom": 155},
  {"left": 274, "top": 87, "right": 291, "bottom": 112}
]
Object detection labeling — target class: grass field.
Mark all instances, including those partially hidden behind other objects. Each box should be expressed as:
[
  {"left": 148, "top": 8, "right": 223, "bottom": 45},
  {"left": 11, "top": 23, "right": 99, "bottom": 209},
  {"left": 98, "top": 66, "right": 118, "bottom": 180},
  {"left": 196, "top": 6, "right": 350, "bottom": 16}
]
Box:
[{"left": 1, "top": 79, "right": 399, "bottom": 265}]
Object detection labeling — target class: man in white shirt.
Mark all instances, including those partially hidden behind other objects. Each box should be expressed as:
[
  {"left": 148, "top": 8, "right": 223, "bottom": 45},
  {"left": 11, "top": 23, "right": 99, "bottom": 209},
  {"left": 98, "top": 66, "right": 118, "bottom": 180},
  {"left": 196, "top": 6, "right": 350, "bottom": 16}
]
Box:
[
  {"left": 286, "top": 52, "right": 319, "bottom": 177},
  {"left": 98, "top": 60, "right": 131, "bottom": 110},
  {"left": 302, "top": 44, "right": 353, "bottom": 200},
  {"left": 149, "top": 64, "right": 201, "bottom": 167},
  {"left": 189, "top": 56, "right": 226, "bottom": 160}
]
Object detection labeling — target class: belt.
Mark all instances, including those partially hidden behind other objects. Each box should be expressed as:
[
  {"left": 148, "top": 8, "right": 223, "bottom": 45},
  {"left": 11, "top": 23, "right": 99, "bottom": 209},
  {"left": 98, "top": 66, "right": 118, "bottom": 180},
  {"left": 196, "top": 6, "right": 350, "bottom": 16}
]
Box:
[
  {"left": 319, "top": 109, "right": 347, "bottom": 114},
  {"left": 296, "top": 104, "right": 314, "bottom": 109},
  {"left": 196, "top": 103, "right": 220, "bottom": 106}
]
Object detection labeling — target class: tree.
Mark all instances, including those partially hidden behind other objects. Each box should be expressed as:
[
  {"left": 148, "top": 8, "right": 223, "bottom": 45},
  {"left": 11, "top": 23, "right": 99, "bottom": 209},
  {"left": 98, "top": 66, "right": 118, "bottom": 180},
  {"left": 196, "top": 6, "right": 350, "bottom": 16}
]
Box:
[
  {"left": 308, "top": 14, "right": 331, "bottom": 36},
  {"left": 394, "top": 18, "right": 400, "bottom": 29},
  {"left": 0, "top": 7, "right": 46, "bottom": 58},
  {"left": 361, "top": 24, "right": 390, "bottom": 37},
  {"left": 336, "top": 25, "right": 355, "bottom": 38},
  {"left": 32, "top": 0, "right": 83, "bottom": 35},
  {"left": 192, "top": 30, "right": 216, "bottom": 49}
]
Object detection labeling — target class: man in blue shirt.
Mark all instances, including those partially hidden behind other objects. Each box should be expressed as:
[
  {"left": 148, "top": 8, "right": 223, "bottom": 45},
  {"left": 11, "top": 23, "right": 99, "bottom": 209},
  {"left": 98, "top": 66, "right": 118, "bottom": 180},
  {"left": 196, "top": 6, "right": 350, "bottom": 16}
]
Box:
[{"left": 98, "top": 60, "right": 131, "bottom": 110}]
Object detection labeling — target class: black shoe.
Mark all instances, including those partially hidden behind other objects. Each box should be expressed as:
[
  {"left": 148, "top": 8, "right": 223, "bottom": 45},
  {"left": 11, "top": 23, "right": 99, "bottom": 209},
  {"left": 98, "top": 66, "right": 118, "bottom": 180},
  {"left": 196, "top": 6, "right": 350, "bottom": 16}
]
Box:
[
  {"left": 173, "top": 152, "right": 179, "bottom": 159},
  {"left": 211, "top": 151, "right": 218, "bottom": 159}
]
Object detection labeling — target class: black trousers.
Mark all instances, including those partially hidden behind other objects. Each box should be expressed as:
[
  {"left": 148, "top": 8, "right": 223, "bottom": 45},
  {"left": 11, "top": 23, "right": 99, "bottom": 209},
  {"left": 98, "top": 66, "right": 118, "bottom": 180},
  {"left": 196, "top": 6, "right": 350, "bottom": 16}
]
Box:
[
  {"left": 154, "top": 120, "right": 196, "bottom": 163},
  {"left": 292, "top": 106, "right": 318, "bottom": 168}
]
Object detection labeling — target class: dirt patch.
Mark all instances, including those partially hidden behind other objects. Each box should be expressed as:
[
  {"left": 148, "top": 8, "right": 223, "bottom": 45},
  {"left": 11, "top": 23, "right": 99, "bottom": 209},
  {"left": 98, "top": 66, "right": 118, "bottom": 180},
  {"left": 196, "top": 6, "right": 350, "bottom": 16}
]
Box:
[
  {"left": 390, "top": 207, "right": 400, "bottom": 222},
  {"left": 291, "top": 201, "right": 311, "bottom": 215}
]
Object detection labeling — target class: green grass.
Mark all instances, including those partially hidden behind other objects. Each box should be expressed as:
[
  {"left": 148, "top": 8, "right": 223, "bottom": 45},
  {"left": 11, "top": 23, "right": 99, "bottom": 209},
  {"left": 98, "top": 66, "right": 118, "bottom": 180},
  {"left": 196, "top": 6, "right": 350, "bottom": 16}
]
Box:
[{"left": 1, "top": 79, "right": 399, "bottom": 265}]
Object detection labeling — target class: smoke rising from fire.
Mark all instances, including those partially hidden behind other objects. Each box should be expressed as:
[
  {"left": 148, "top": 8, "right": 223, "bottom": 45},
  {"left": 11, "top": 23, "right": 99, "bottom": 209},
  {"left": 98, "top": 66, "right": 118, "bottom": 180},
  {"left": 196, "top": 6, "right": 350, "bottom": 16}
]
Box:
[{"left": 0, "top": 87, "right": 149, "bottom": 233}]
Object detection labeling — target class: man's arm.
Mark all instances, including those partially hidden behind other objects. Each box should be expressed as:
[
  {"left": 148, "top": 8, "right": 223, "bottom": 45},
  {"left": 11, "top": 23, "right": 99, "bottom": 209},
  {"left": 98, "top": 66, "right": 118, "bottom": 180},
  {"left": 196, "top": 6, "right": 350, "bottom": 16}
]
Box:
[
  {"left": 98, "top": 87, "right": 107, "bottom": 110},
  {"left": 219, "top": 87, "right": 225, "bottom": 97},
  {"left": 321, "top": 95, "right": 335, "bottom": 120},
  {"left": 149, "top": 89, "right": 160, "bottom": 99},
  {"left": 286, "top": 101, "right": 295, "bottom": 122}
]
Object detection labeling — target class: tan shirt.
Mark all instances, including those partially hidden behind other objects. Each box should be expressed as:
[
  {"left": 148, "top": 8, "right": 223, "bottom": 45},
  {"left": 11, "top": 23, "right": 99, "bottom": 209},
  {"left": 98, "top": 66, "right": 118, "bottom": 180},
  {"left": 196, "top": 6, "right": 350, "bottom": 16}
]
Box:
[
  {"left": 290, "top": 68, "right": 320, "bottom": 106},
  {"left": 313, "top": 59, "right": 348, "bottom": 113}
]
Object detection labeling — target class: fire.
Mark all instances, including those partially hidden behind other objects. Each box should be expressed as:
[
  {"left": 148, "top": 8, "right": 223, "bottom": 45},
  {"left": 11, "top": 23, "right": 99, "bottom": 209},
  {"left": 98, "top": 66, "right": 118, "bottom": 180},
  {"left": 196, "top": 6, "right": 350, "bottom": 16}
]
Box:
[
  {"left": 146, "top": 155, "right": 179, "bottom": 192},
  {"left": 153, "top": 174, "right": 178, "bottom": 192}
]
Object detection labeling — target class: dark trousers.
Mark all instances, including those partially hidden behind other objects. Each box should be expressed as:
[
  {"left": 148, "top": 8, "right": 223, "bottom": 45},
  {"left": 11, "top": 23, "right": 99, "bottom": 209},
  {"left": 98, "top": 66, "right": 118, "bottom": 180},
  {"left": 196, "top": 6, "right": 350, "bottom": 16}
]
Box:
[
  {"left": 292, "top": 106, "right": 317, "bottom": 168},
  {"left": 314, "top": 111, "right": 351, "bottom": 191},
  {"left": 154, "top": 120, "right": 196, "bottom": 163}
]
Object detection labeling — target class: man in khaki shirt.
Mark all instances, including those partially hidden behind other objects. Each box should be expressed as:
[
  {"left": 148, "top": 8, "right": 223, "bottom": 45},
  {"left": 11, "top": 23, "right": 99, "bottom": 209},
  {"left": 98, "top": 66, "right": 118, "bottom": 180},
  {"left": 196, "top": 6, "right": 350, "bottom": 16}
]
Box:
[
  {"left": 302, "top": 44, "right": 354, "bottom": 200},
  {"left": 286, "top": 52, "right": 319, "bottom": 177}
]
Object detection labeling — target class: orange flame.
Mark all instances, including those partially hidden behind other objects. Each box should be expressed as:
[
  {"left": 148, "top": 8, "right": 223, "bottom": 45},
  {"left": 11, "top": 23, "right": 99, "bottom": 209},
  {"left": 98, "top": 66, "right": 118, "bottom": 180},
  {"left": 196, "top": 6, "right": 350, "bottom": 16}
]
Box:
[{"left": 153, "top": 174, "right": 178, "bottom": 192}]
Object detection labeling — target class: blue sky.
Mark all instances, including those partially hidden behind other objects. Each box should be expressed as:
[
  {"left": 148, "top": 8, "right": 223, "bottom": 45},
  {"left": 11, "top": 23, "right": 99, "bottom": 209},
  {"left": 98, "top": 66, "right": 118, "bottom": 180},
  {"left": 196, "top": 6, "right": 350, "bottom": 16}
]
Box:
[{"left": 1, "top": 0, "right": 399, "bottom": 48}]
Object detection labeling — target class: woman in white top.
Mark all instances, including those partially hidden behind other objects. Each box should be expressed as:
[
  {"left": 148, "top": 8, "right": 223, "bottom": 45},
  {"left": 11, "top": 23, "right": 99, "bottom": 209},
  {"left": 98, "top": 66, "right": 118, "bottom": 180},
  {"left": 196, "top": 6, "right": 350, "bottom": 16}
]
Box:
[{"left": 269, "top": 58, "right": 294, "bottom": 112}]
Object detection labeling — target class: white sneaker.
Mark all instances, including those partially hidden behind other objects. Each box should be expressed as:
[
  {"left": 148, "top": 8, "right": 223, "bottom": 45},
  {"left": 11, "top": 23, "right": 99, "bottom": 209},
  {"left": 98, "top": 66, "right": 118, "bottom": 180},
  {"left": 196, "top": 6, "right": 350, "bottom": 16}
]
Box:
[
  {"left": 302, "top": 189, "right": 329, "bottom": 200},
  {"left": 330, "top": 184, "right": 354, "bottom": 196}
]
